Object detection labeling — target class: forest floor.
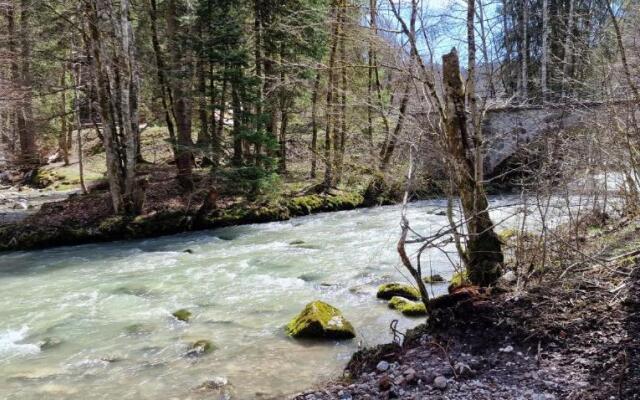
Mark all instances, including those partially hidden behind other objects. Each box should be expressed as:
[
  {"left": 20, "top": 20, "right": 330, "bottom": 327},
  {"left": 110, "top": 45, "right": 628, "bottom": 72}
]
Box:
[
  {"left": 0, "top": 126, "right": 400, "bottom": 251},
  {"left": 293, "top": 214, "right": 640, "bottom": 400}
]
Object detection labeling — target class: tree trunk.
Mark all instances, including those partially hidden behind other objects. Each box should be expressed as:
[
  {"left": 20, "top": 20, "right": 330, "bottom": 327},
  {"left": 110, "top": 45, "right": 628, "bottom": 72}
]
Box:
[
  {"left": 541, "top": 0, "right": 549, "bottom": 102},
  {"left": 166, "top": 0, "right": 193, "bottom": 189},
  {"left": 380, "top": 85, "right": 410, "bottom": 171},
  {"left": 323, "top": 1, "right": 340, "bottom": 190},
  {"left": 17, "top": 0, "right": 38, "bottom": 166},
  {"left": 148, "top": 0, "right": 177, "bottom": 156},
  {"left": 607, "top": 1, "right": 640, "bottom": 103},
  {"left": 197, "top": 56, "right": 210, "bottom": 151},
  {"left": 561, "top": 0, "right": 574, "bottom": 98},
  {"left": 60, "top": 65, "right": 70, "bottom": 166},
  {"left": 335, "top": 1, "right": 347, "bottom": 184},
  {"left": 83, "top": 0, "right": 125, "bottom": 213},
  {"left": 310, "top": 69, "right": 321, "bottom": 178},
  {"left": 519, "top": 0, "right": 528, "bottom": 100},
  {"left": 442, "top": 49, "right": 503, "bottom": 286},
  {"left": 231, "top": 83, "right": 243, "bottom": 166}
]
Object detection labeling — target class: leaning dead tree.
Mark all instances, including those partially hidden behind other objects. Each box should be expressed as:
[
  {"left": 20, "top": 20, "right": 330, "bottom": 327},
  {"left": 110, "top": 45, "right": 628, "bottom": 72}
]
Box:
[{"left": 390, "top": 0, "right": 503, "bottom": 290}]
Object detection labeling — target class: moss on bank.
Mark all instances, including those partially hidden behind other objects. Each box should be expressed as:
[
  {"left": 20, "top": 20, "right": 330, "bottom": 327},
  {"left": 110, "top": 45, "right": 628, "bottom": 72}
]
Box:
[{"left": 0, "top": 190, "right": 368, "bottom": 252}]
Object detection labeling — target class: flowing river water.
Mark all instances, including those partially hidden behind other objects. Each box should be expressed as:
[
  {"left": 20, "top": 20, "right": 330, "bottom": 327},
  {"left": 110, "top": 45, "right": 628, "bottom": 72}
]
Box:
[{"left": 0, "top": 197, "right": 550, "bottom": 399}]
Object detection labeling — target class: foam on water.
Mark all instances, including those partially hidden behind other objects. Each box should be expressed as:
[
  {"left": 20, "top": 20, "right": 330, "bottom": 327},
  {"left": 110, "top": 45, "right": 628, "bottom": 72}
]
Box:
[{"left": 0, "top": 326, "right": 40, "bottom": 359}]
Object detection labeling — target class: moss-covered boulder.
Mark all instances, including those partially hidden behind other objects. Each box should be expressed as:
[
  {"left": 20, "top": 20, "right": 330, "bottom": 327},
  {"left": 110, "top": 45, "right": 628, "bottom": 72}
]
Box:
[
  {"left": 388, "top": 296, "right": 427, "bottom": 316},
  {"left": 286, "top": 301, "right": 355, "bottom": 340},
  {"left": 376, "top": 283, "right": 420, "bottom": 301},
  {"left": 423, "top": 274, "right": 446, "bottom": 284},
  {"left": 186, "top": 339, "right": 216, "bottom": 357},
  {"left": 172, "top": 309, "right": 192, "bottom": 322}
]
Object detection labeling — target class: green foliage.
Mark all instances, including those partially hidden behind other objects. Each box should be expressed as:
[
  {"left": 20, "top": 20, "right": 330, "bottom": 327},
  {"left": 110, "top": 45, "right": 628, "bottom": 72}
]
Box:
[{"left": 218, "top": 166, "right": 282, "bottom": 198}]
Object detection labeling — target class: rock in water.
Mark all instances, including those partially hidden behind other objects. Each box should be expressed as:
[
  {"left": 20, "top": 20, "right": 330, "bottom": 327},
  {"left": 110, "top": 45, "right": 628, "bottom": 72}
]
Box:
[
  {"left": 172, "top": 309, "right": 192, "bottom": 322},
  {"left": 38, "top": 337, "right": 63, "bottom": 350},
  {"left": 388, "top": 296, "right": 427, "bottom": 316},
  {"left": 376, "top": 283, "right": 420, "bottom": 301},
  {"left": 286, "top": 301, "right": 356, "bottom": 340},
  {"left": 423, "top": 274, "right": 445, "bottom": 284},
  {"left": 186, "top": 340, "right": 216, "bottom": 357}
]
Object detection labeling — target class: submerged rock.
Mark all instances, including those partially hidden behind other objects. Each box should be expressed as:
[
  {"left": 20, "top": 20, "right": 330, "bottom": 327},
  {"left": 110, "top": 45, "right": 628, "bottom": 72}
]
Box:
[
  {"left": 388, "top": 296, "right": 427, "bottom": 316},
  {"left": 376, "top": 283, "right": 420, "bottom": 301},
  {"left": 38, "top": 336, "right": 63, "bottom": 350},
  {"left": 186, "top": 340, "right": 216, "bottom": 357},
  {"left": 172, "top": 309, "right": 193, "bottom": 322},
  {"left": 124, "top": 323, "right": 154, "bottom": 336},
  {"left": 286, "top": 301, "right": 356, "bottom": 340}
]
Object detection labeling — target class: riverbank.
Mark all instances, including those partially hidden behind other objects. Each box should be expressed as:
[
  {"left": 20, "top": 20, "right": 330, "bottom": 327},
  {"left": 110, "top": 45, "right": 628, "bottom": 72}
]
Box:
[
  {"left": 293, "top": 214, "right": 640, "bottom": 399},
  {"left": 0, "top": 163, "right": 392, "bottom": 252}
]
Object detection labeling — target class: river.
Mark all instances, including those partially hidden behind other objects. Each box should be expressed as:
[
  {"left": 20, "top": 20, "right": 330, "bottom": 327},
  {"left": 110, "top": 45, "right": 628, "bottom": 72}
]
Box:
[{"left": 0, "top": 197, "right": 542, "bottom": 399}]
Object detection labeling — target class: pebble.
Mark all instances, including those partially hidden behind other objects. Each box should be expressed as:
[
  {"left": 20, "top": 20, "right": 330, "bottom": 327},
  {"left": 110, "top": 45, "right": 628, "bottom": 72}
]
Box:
[
  {"left": 433, "top": 376, "right": 448, "bottom": 390},
  {"left": 376, "top": 360, "right": 390, "bottom": 372}
]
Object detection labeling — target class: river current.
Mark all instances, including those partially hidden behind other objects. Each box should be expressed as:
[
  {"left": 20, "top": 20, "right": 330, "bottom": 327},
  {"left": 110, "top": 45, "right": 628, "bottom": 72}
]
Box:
[{"left": 0, "top": 197, "right": 537, "bottom": 399}]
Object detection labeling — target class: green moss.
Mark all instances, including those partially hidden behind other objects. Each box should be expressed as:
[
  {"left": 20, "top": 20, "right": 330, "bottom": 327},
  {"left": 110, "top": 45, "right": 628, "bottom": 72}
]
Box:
[
  {"left": 376, "top": 283, "right": 420, "bottom": 301},
  {"left": 98, "top": 216, "right": 128, "bottom": 235},
  {"left": 388, "top": 296, "right": 427, "bottom": 316},
  {"left": 172, "top": 309, "right": 192, "bottom": 322},
  {"left": 187, "top": 339, "right": 216, "bottom": 356},
  {"left": 289, "top": 195, "right": 325, "bottom": 215},
  {"left": 286, "top": 301, "right": 356, "bottom": 340},
  {"left": 450, "top": 270, "right": 469, "bottom": 289},
  {"left": 288, "top": 192, "right": 364, "bottom": 216},
  {"left": 498, "top": 228, "right": 518, "bottom": 242},
  {"left": 325, "top": 192, "right": 364, "bottom": 210},
  {"left": 423, "top": 274, "right": 445, "bottom": 284}
]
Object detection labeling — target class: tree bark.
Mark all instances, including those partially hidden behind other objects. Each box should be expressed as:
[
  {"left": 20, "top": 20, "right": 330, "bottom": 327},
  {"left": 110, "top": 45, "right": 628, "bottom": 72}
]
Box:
[
  {"left": 442, "top": 49, "right": 503, "bottom": 286},
  {"left": 561, "top": 0, "right": 575, "bottom": 98},
  {"left": 310, "top": 68, "right": 321, "bottom": 178},
  {"left": 16, "top": 0, "right": 38, "bottom": 166},
  {"left": 541, "top": 0, "right": 549, "bottom": 102},
  {"left": 166, "top": 0, "right": 193, "bottom": 189},
  {"left": 519, "top": 0, "right": 528, "bottom": 100},
  {"left": 148, "top": 0, "right": 178, "bottom": 156},
  {"left": 323, "top": 1, "right": 340, "bottom": 190},
  {"left": 607, "top": 1, "right": 640, "bottom": 103}
]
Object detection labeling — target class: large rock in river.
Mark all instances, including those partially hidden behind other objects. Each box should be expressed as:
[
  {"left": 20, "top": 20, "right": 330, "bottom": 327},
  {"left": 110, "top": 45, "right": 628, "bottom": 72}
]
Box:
[
  {"left": 286, "top": 301, "right": 355, "bottom": 340},
  {"left": 376, "top": 283, "right": 420, "bottom": 301}
]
